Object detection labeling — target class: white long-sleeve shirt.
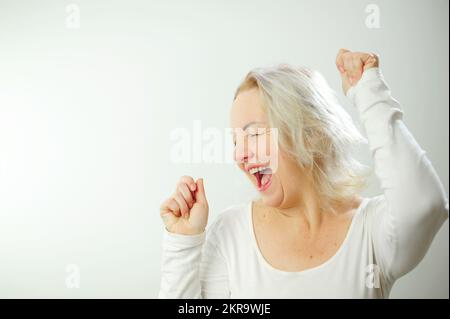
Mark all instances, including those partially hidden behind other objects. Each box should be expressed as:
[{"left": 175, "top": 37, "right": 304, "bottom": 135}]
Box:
[{"left": 158, "top": 68, "right": 449, "bottom": 299}]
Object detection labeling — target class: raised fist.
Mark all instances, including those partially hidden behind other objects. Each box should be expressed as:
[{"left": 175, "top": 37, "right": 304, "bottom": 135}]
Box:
[
  {"left": 336, "top": 48, "right": 379, "bottom": 94},
  {"left": 160, "top": 176, "right": 209, "bottom": 235}
]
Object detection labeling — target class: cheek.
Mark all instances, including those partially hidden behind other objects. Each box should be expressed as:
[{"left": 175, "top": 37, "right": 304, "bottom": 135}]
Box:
[
  {"left": 256, "top": 134, "right": 273, "bottom": 157},
  {"left": 273, "top": 167, "right": 284, "bottom": 191},
  {"left": 272, "top": 153, "right": 289, "bottom": 192}
]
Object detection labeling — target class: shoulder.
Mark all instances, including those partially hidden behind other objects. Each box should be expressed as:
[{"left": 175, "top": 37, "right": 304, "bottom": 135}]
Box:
[
  {"left": 208, "top": 202, "right": 250, "bottom": 232},
  {"left": 204, "top": 202, "right": 251, "bottom": 246}
]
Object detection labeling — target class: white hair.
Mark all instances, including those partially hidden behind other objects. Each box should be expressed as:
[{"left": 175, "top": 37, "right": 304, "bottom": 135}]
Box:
[{"left": 234, "top": 64, "right": 372, "bottom": 213}]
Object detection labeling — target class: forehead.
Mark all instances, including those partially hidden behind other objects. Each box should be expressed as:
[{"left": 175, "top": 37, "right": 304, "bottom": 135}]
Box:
[{"left": 230, "top": 87, "right": 267, "bottom": 129}]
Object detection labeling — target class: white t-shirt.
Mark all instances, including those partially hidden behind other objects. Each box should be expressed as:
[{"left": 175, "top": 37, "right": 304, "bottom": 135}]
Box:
[{"left": 158, "top": 68, "right": 449, "bottom": 299}]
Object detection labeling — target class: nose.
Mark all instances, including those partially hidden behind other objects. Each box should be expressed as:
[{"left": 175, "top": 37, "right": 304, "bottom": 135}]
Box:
[{"left": 234, "top": 139, "right": 255, "bottom": 164}]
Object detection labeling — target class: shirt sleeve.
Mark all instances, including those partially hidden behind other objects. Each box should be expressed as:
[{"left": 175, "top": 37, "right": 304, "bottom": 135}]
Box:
[
  {"left": 347, "top": 67, "right": 449, "bottom": 281},
  {"left": 158, "top": 219, "right": 230, "bottom": 298}
]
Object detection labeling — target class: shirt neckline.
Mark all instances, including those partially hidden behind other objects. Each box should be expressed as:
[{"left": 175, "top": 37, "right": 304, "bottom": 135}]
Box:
[{"left": 247, "top": 197, "right": 370, "bottom": 276}]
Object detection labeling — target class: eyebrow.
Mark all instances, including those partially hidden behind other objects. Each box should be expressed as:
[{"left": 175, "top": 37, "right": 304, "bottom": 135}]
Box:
[{"left": 242, "top": 121, "right": 265, "bottom": 131}]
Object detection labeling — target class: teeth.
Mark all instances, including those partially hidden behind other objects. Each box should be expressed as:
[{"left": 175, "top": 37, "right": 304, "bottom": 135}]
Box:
[{"left": 248, "top": 166, "right": 269, "bottom": 175}]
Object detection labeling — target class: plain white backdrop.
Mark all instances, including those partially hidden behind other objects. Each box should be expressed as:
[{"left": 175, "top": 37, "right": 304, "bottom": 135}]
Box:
[{"left": 0, "top": 0, "right": 448, "bottom": 298}]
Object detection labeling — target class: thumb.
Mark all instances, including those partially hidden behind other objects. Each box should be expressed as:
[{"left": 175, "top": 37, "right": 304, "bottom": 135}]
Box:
[{"left": 194, "top": 178, "right": 208, "bottom": 205}]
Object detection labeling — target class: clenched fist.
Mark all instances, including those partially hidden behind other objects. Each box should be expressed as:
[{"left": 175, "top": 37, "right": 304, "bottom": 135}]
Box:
[
  {"left": 160, "top": 176, "right": 209, "bottom": 235},
  {"left": 335, "top": 48, "right": 380, "bottom": 95}
]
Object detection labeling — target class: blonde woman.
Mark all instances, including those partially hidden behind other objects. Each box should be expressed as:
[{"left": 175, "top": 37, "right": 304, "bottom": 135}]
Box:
[{"left": 158, "top": 49, "right": 449, "bottom": 298}]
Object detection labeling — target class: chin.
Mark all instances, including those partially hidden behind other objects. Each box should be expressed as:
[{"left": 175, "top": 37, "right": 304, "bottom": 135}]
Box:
[{"left": 259, "top": 180, "right": 284, "bottom": 207}]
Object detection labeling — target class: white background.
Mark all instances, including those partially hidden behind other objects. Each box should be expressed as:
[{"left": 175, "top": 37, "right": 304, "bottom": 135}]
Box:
[{"left": 0, "top": 0, "right": 448, "bottom": 298}]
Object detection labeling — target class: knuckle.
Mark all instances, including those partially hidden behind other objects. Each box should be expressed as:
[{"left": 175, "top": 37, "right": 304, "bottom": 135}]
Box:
[
  {"left": 168, "top": 197, "right": 176, "bottom": 207},
  {"left": 162, "top": 198, "right": 172, "bottom": 210},
  {"left": 176, "top": 180, "right": 186, "bottom": 189},
  {"left": 180, "top": 175, "right": 194, "bottom": 183}
]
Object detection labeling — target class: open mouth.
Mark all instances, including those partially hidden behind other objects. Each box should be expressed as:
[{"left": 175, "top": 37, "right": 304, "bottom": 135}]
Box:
[{"left": 248, "top": 166, "right": 273, "bottom": 191}]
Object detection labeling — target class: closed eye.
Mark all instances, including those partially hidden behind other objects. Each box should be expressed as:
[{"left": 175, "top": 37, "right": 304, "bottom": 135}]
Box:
[{"left": 248, "top": 129, "right": 267, "bottom": 137}]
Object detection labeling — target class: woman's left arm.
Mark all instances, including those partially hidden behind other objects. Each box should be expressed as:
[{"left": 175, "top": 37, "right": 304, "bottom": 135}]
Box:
[{"left": 337, "top": 49, "right": 449, "bottom": 281}]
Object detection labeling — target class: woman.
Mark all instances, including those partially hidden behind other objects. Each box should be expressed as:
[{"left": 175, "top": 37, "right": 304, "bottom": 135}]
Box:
[{"left": 158, "top": 49, "right": 449, "bottom": 298}]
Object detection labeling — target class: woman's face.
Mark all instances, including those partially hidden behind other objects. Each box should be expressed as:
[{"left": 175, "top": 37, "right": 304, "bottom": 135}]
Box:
[{"left": 230, "top": 88, "right": 307, "bottom": 208}]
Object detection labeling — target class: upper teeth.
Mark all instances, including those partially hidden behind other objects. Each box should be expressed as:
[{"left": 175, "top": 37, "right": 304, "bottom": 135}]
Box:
[{"left": 248, "top": 167, "right": 269, "bottom": 175}]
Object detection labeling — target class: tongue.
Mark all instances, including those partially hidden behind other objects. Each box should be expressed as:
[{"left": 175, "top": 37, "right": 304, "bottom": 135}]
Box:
[
  {"left": 261, "top": 173, "right": 271, "bottom": 187},
  {"left": 256, "top": 172, "right": 262, "bottom": 188}
]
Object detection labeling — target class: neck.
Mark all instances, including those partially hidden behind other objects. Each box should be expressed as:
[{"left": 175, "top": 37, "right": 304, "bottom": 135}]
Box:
[{"left": 277, "top": 184, "right": 324, "bottom": 234}]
